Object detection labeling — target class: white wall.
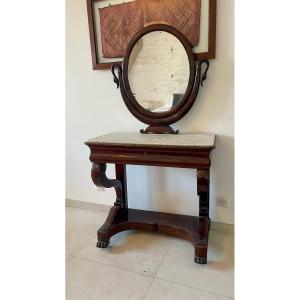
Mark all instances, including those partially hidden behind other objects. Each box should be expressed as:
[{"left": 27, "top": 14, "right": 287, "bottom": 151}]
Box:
[{"left": 66, "top": 0, "right": 234, "bottom": 224}]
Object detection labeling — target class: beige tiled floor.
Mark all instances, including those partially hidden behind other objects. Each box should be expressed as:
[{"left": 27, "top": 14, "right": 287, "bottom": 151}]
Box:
[{"left": 66, "top": 207, "right": 234, "bottom": 300}]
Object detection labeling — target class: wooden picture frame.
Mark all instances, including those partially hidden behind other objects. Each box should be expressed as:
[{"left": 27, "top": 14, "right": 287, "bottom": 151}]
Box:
[{"left": 86, "top": 0, "right": 217, "bottom": 70}]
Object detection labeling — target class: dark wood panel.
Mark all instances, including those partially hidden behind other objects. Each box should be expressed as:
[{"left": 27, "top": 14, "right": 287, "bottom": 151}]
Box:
[{"left": 90, "top": 151, "right": 211, "bottom": 169}]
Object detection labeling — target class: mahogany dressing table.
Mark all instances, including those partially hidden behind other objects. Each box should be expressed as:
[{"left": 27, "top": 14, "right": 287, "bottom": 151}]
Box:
[
  {"left": 85, "top": 133, "right": 215, "bottom": 264},
  {"left": 85, "top": 24, "right": 215, "bottom": 264}
]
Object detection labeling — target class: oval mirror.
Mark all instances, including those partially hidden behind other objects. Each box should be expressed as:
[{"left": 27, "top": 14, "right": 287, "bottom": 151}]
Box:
[
  {"left": 128, "top": 31, "right": 190, "bottom": 113},
  {"left": 112, "top": 24, "right": 209, "bottom": 134}
]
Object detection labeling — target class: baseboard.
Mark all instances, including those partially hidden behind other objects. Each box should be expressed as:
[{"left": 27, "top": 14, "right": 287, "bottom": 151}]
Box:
[
  {"left": 65, "top": 199, "right": 111, "bottom": 213},
  {"left": 210, "top": 220, "right": 234, "bottom": 234},
  {"left": 66, "top": 199, "right": 234, "bottom": 234}
]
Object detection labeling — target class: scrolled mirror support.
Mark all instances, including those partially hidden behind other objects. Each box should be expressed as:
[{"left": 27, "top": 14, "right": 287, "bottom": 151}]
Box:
[
  {"left": 112, "top": 63, "right": 122, "bottom": 89},
  {"left": 200, "top": 60, "right": 210, "bottom": 87}
]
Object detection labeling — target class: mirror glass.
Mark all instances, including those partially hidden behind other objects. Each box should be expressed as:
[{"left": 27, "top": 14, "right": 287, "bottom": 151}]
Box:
[{"left": 128, "top": 31, "right": 190, "bottom": 113}]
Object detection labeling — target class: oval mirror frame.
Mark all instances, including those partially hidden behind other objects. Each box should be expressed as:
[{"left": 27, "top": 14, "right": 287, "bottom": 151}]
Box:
[
  {"left": 127, "top": 30, "right": 191, "bottom": 115},
  {"left": 112, "top": 24, "right": 209, "bottom": 134}
]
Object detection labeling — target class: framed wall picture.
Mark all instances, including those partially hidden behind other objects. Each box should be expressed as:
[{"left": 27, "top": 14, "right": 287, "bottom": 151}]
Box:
[{"left": 86, "top": 0, "right": 217, "bottom": 70}]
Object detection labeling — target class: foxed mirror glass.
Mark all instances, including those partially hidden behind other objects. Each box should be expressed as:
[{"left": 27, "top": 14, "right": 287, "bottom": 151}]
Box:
[{"left": 128, "top": 31, "right": 190, "bottom": 113}]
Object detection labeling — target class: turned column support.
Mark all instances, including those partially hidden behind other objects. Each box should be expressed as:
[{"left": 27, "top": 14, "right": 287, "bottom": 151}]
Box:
[
  {"left": 197, "top": 169, "right": 210, "bottom": 218},
  {"left": 115, "top": 164, "right": 128, "bottom": 208},
  {"left": 195, "top": 169, "right": 210, "bottom": 264}
]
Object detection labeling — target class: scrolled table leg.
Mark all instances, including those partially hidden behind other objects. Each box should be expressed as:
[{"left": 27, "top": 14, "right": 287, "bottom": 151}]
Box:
[
  {"left": 91, "top": 163, "right": 123, "bottom": 207},
  {"left": 91, "top": 163, "right": 127, "bottom": 248}
]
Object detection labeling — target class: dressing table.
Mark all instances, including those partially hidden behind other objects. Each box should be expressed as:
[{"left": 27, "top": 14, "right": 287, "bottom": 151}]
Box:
[
  {"left": 85, "top": 24, "right": 215, "bottom": 264},
  {"left": 85, "top": 132, "right": 215, "bottom": 264}
]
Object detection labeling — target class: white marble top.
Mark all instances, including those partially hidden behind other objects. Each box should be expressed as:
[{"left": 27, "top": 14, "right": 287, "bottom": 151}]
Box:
[{"left": 86, "top": 133, "right": 215, "bottom": 147}]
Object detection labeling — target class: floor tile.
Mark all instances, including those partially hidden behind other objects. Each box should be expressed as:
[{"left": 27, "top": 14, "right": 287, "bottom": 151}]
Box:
[
  {"left": 66, "top": 207, "right": 107, "bottom": 255},
  {"left": 145, "top": 279, "right": 233, "bottom": 300},
  {"left": 66, "top": 257, "right": 152, "bottom": 300},
  {"left": 76, "top": 230, "right": 172, "bottom": 277},
  {"left": 156, "top": 231, "right": 234, "bottom": 298}
]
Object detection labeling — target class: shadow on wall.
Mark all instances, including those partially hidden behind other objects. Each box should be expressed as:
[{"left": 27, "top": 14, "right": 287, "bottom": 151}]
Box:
[{"left": 126, "top": 134, "right": 234, "bottom": 224}]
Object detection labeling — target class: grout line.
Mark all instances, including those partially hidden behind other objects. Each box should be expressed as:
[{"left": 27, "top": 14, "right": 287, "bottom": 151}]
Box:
[
  {"left": 68, "top": 255, "right": 233, "bottom": 300},
  {"left": 73, "top": 256, "right": 155, "bottom": 279},
  {"left": 69, "top": 229, "right": 175, "bottom": 280},
  {"left": 66, "top": 208, "right": 233, "bottom": 298},
  {"left": 69, "top": 238, "right": 233, "bottom": 299},
  {"left": 152, "top": 235, "right": 234, "bottom": 298},
  {"left": 154, "top": 277, "right": 233, "bottom": 299},
  {"left": 142, "top": 238, "right": 174, "bottom": 299},
  {"left": 142, "top": 278, "right": 155, "bottom": 300},
  {"left": 65, "top": 206, "right": 108, "bottom": 215},
  {"left": 153, "top": 239, "right": 173, "bottom": 277},
  {"left": 66, "top": 231, "right": 96, "bottom": 257}
]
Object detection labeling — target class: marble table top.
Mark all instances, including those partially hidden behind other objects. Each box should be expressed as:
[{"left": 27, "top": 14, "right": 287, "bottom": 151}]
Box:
[{"left": 86, "top": 132, "right": 216, "bottom": 148}]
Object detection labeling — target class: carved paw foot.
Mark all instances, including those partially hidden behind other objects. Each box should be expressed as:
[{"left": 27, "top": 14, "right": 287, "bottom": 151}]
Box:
[
  {"left": 194, "top": 256, "right": 207, "bottom": 264},
  {"left": 96, "top": 241, "right": 110, "bottom": 248},
  {"left": 194, "top": 242, "right": 208, "bottom": 264}
]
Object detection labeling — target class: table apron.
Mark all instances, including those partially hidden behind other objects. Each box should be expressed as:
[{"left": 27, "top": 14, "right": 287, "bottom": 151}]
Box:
[{"left": 89, "top": 151, "right": 211, "bottom": 169}]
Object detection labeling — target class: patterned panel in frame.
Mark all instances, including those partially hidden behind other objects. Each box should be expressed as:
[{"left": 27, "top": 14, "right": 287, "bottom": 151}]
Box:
[
  {"left": 99, "top": 0, "right": 200, "bottom": 58},
  {"left": 86, "top": 0, "right": 217, "bottom": 70}
]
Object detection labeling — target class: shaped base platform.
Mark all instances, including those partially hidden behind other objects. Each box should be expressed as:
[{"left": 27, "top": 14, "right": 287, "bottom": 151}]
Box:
[{"left": 96, "top": 206, "right": 209, "bottom": 264}]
